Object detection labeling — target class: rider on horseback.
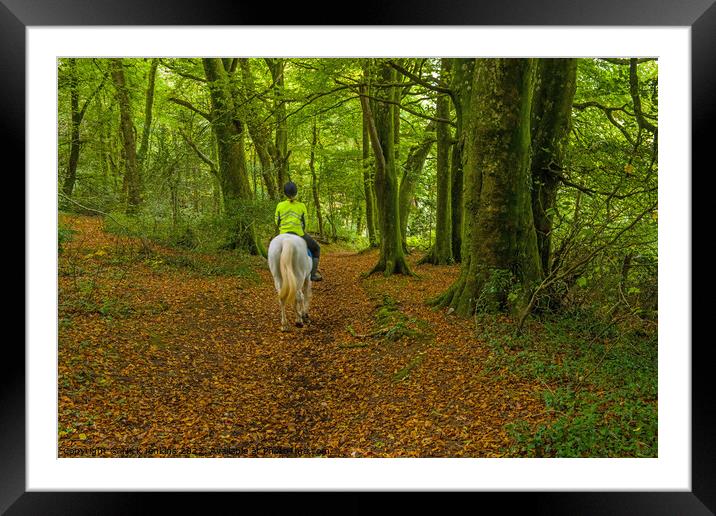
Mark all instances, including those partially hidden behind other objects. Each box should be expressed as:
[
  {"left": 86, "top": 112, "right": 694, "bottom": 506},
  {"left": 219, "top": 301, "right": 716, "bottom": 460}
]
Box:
[{"left": 275, "top": 181, "right": 323, "bottom": 281}]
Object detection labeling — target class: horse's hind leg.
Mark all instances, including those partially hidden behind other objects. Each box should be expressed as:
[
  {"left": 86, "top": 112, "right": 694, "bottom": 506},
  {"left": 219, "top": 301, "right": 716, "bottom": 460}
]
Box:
[
  {"left": 279, "top": 297, "right": 289, "bottom": 332},
  {"left": 301, "top": 279, "right": 312, "bottom": 324},
  {"left": 294, "top": 290, "right": 305, "bottom": 328}
]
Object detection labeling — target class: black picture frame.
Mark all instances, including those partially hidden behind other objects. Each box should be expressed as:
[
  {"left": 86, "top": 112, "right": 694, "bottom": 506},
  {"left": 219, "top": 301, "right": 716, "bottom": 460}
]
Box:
[{"left": 9, "top": 1, "right": 711, "bottom": 513}]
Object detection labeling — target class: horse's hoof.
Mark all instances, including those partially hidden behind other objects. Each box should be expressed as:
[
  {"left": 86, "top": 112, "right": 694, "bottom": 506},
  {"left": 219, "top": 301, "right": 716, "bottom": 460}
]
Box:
[
  {"left": 295, "top": 321, "right": 304, "bottom": 328},
  {"left": 281, "top": 326, "right": 290, "bottom": 332},
  {"left": 302, "top": 314, "right": 311, "bottom": 323}
]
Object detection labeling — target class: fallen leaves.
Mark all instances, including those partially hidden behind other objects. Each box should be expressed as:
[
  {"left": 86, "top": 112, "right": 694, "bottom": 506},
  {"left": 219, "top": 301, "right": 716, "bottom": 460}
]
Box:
[{"left": 58, "top": 214, "right": 549, "bottom": 458}]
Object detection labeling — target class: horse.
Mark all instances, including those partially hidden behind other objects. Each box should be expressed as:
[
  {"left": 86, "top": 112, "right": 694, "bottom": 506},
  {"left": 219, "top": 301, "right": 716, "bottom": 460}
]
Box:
[{"left": 267, "top": 233, "right": 313, "bottom": 331}]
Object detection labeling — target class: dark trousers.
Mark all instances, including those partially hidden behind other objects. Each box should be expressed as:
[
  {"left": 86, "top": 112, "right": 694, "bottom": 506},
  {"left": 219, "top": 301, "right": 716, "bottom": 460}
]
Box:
[
  {"left": 302, "top": 233, "right": 320, "bottom": 258},
  {"left": 287, "top": 232, "right": 320, "bottom": 258}
]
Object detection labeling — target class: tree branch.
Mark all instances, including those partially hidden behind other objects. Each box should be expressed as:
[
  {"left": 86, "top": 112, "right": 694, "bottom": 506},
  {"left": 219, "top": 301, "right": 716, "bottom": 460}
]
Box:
[
  {"left": 629, "top": 59, "right": 658, "bottom": 134},
  {"left": 168, "top": 97, "right": 212, "bottom": 121},
  {"left": 159, "top": 59, "right": 207, "bottom": 83},
  {"left": 518, "top": 200, "right": 657, "bottom": 330},
  {"left": 358, "top": 84, "right": 386, "bottom": 173},
  {"left": 388, "top": 60, "right": 453, "bottom": 97},
  {"left": 79, "top": 72, "right": 109, "bottom": 120},
  {"left": 351, "top": 93, "right": 455, "bottom": 127},
  {"left": 179, "top": 128, "right": 218, "bottom": 176},
  {"left": 573, "top": 101, "right": 636, "bottom": 145}
]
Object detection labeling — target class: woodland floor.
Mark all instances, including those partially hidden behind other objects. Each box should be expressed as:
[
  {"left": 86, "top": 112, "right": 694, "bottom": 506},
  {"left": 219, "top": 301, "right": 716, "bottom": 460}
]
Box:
[{"left": 58, "top": 214, "right": 550, "bottom": 458}]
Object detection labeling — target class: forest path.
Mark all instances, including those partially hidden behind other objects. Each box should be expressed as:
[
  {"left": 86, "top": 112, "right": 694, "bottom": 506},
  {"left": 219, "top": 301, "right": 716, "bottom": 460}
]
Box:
[{"left": 58, "top": 215, "right": 547, "bottom": 457}]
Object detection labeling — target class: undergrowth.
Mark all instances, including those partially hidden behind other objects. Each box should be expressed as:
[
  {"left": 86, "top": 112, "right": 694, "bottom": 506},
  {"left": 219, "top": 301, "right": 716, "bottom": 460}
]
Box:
[
  {"left": 346, "top": 294, "right": 434, "bottom": 383},
  {"left": 476, "top": 309, "right": 657, "bottom": 457}
]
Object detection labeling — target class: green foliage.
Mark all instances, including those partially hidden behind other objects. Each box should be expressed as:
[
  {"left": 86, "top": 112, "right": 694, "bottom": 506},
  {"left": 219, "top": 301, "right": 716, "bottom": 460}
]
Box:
[
  {"left": 477, "top": 311, "right": 657, "bottom": 457},
  {"left": 152, "top": 252, "right": 257, "bottom": 279},
  {"left": 507, "top": 388, "right": 656, "bottom": 458},
  {"left": 58, "top": 223, "right": 77, "bottom": 254},
  {"left": 101, "top": 197, "right": 275, "bottom": 255},
  {"left": 473, "top": 268, "right": 522, "bottom": 314}
]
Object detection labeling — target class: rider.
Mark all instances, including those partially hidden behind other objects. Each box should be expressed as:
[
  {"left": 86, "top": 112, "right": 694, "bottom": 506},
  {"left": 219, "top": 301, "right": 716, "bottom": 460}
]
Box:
[{"left": 275, "top": 181, "right": 323, "bottom": 281}]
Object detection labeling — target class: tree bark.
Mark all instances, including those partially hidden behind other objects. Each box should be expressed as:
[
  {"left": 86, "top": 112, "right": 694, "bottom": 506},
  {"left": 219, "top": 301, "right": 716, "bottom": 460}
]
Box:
[
  {"left": 421, "top": 59, "right": 454, "bottom": 265},
  {"left": 435, "top": 58, "right": 542, "bottom": 315},
  {"left": 449, "top": 58, "right": 474, "bottom": 263},
  {"left": 361, "top": 59, "right": 379, "bottom": 247},
  {"left": 530, "top": 59, "right": 577, "bottom": 276},
  {"left": 62, "top": 59, "right": 106, "bottom": 198},
  {"left": 62, "top": 58, "right": 81, "bottom": 198},
  {"left": 434, "top": 61, "right": 454, "bottom": 264},
  {"left": 399, "top": 122, "right": 435, "bottom": 253},
  {"left": 137, "top": 58, "right": 159, "bottom": 174},
  {"left": 239, "top": 59, "right": 278, "bottom": 200},
  {"left": 202, "top": 58, "right": 265, "bottom": 256},
  {"left": 309, "top": 118, "right": 324, "bottom": 236},
  {"left": 265, "top": 58, "right": 289, "bottom": 193},
  {"left": 110, "top": 58, "right": 142, "bottom": 214},
  {"left": 359, "top": 61, "right": 411, "bottom": 276}
]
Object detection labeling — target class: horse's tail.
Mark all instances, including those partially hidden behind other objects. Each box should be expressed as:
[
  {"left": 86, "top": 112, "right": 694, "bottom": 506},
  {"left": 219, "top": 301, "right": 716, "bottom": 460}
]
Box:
[{"left": 279, "top": 240, "right": 297, "bottom": 308}]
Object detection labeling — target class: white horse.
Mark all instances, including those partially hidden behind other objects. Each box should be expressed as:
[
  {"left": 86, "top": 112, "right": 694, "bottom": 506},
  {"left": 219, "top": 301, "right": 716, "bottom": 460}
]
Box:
[{"left": 268, "top": 233, "right": 313, "bottom": 331}]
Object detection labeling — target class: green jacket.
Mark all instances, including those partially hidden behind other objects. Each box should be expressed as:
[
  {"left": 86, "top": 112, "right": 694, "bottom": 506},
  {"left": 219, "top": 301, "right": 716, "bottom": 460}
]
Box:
[{"left": 275, "top": 199, "right": 307, "bottom": 236}]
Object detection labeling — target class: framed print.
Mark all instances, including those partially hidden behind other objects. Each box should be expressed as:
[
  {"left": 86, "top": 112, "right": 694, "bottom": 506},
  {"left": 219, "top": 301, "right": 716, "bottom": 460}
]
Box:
[{"left": 9, "top": 0, "right": 712, "bottom": 513}]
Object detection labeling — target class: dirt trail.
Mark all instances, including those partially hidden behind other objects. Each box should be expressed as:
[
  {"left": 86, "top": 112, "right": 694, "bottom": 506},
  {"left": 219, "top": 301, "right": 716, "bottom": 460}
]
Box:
[{"left": 58, "top": 215, "right": 546, "bottom": 457}]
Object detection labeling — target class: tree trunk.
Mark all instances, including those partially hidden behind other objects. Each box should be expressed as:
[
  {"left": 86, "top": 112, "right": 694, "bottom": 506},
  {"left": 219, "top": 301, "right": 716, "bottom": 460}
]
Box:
[
  {"left": 399, "top": 121, "right": 435, "bottom": 253},
  {"left": 434, "top": 63, "right": 454, "bottom": 264},
  {"left": 203, "top": 58, "right": 265, "bottom": 256},
  {"left": 63, "top": 59, "right": 106, "bottom": 198},
  {"left": 355, "top": 202, "right": 363, "bottom": 235},
  {"left": 361, "top": 59, "right": 379, "bottom": 247},
  {"left": 309, "top": 118, "right": 324, "bottom": 236},
  {"left": 435, "top": 58, "right": 542, "bottom": 316},
  {"left": 359, "top": 61, "right": 411, "bottom": 276},
  {"left": 110, "top": 58, "right": 141, "bottom": 214},
  {"left": 450, "top": 135, "right": 463, "bottom": 262},
  {"left": 421, "top": 59, "right": 454, "bottom": 265},
  {"left": 137, "top": 58, "right": 159, "bottom": 174},
  {"left": 239, "top": 59, "right": 278, "bottom": 200},
  {"left": 530, "top": 59, "right": 577, "bottom": 275},
  {"left": 265, "top": 58, "right": 289, "bottom": 193},
  {"left": 449, "top": 58, "right": 474, "bottom": 263},
  {"left": 62, "top": 58, "right": 81, "bottom": 198}
]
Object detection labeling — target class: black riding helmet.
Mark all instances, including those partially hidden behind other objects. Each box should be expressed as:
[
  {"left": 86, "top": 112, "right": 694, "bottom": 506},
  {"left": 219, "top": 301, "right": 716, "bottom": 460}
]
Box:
[{"left": 284, "top": 181, "right": 297, "bottom": 198}]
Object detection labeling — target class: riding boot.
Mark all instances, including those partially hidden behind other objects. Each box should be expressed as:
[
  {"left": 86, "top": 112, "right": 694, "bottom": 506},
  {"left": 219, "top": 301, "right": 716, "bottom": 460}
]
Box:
[{"left": 311, "top": 257, "right": 323, "bottom": 281}]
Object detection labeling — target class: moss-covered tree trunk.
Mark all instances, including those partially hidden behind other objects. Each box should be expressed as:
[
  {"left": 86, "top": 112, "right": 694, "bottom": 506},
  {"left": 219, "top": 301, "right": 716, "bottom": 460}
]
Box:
[
  {"left": 362, "top": 108, "right": 379, "bottom": 246},
  {"left": 137, "top": 58, "right": 158, "bottom": 176},
  {"left": 433, "top": 63, "right": 454, "bottom": 264},
  {"left": 421, "top": 59, "right": 454, "bottom": 265},
  {"left": 399, "top": 121, "right": 435, "bottom": 253},
  {"left": 449, "top": 58, "right": 474, "bottom": 263},
  {"left": 62, "top": 58, "right": 81, "bottom": 198},
  {"left": 359, "top": 61, "right": 411, "bottom": 276},
  {"left": 530, "top": 59, "right": 577, "bottom": 275},
  {"left": 203, "top": 58, "right": 265, "bottom": 257},
  {"left": 265, "top": 58, "right": 289, "bottom": 193},
  {"left": 110, "top": 58, "right": 142, "bottom": 215},
  {"left": 435, "top": 58, "right": 542, "bottom": 316},
  {"left": 239, "top": 58, "right": 278, "bottom": 200},
  {"left": 361, "top": 59, "right": 379, "bottom": 247},
  {"left": 309, "top": 118, "right": 324, "bottom": 236}
]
